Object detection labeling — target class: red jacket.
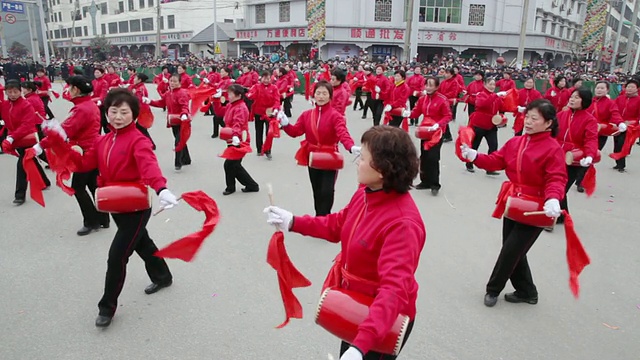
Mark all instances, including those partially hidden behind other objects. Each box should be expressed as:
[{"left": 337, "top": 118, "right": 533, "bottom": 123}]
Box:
[
  {"left": 74, "top": 122, "right": 166, "bottom": 193},
  {"left": 283, "top": 103, "right": 354, "bottom": 153},
  {"left": 149, "top": 87, "right": 190, "bottom": 127},
  {"left": 465, "top": 80, "right": 484, "bottom": 105},
  {"left": 474, "top": 132, "right": 567, "bottom": 201},
  {"left": 439, "top": 77, "right": 461, "bottom": 102},
  {"left": 24, "top": 93, "right": 46, "bottom": 121},
  {"left": 353, "top": 71, "right": 366, "bottom": 88},
  {"left": 217, "top": 76, "right": 233, "bottom": 93},
  {"left": 34, "top": 75, "right": 52, "bottom": 97},
  {"left": 332, "top": 84, "right": 350, "bottom": 115},
  {"left": 454, "top": 73, "right": 465, "bottom": 90},
  {"left": 216, "top": 99, "right": 251, "bottom": 144},
  {"left": 40, "top": 96, "right": 100, "bottom": 152},
  {"left": 92, "top": 77, "right": 108, "bottom": 103},
  {"left": 153, "top": 73, "right": 171, "bottom": 95},
  {"left": 614, "top": 94, "right": 640, "bottom": 122},
  {"left": 469, "top": 88, "right": 502, "bottom": 130},
  {"left": 386, "top": 81, "right": 410, "bottom": 109},
  {"left": 0, "top": 96, "right": 38, "bottom": 143},
  {"left": 247, "top": 83, "right": 281, "bottom": 118},
  {"left": 545, "top": 87, "right": 571, "bottom": 112},
  {"left": 555, "top": 109, "right": 599, "bottom": 159},
  {"left": 275, "top": 76, "right": 292, "bottom": 99},
  {"left": 103, "top": 73, "right": 122, "bottom": 89},
  {"left": 180, "top": 72, "right": 194, "bottom": 89},
  {"left": 236, "top": 71, "right": 258, "bottom": 88},
  {"left": 373, "top": 74, "right": 391, "bottom": 101},
  {"left": 517, "top": 88, "right": 542, "bottom": 107},
  {"left": 590, "top": 96, "right": 623, "bottom": 126},
  {"left": 409, "top": 92, "right": 452, "bottom": 128},
  {"left": 496, "top": 78, "right": 516, "bottom": 92},
  {"left": 291, "top": 187, "right": 426, "bottom": 354},
  {"left": 206, "top": 72, "right": 221, "bottom": 86}
]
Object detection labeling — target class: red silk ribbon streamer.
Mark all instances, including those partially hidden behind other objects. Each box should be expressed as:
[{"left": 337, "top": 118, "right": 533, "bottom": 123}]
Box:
[
  {"left": 303, "top": 72, "right": 311, "bottom": 101},
  {"left": 513, "top": 112, "right": 525, "bottom": 134},
  {"left": 22, "top": 148, "right": 46, "bottom": 207},
  {"left": 423, "top": 128, "right": 443, "bottom": 151},
  {"left": 455, "top": 126, "right": 475, "bottom": 162},
  {"left": 51, "top": 91, "right": 60, "bottom": 99},
  {"left": 562, "top": 211, "right": 590, "bottom": 298},
  {"left": 154, "top": 190, "right": 220, "bottom": 262},
  {"left": 261, "top": 117, "right": 281, "bottom": 155},
  {"left": 266, "top": 231, "right": 312, "bottom": 328},
  {"left": 188, "top": 86, "right": 218, "bottom": 117},
  {"left": 219, "top": 143, "right": 252, "bottom": 160},
  {"left": 45, "top": 148, "right": 75, "bottom": 196},
  {"left": 175, "top": 120, "right": 192, "bottom": 153},
  {"left": 137, "top": 104, "right": 155, "bottom": 129},
  {"left": 500, "top": 89, "right": 519, "bottom": 113},
  {"left": 581, "top": 166, "right": 596, "bottom": 197},
  {"left": 609, "top": 125, "right": 640, "bottom": 160}
]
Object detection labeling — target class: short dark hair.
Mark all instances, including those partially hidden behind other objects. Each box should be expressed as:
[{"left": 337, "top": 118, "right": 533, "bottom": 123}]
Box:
[
  {"left": 394, "top": 69, "right": 406, "bottom": 79},
  {"left": 596, "top": 80, "right": 610, "bottom": 90},
  {"left": 527, "top": 99, "right": 558, "bottom": 137},
  {"left": 331, "top": 69, "right": 345, "bottom": 83},
  {"left": 473, "top": 70, "right": 484, "bottom": 78},
  {"left": 94, "top": 67, "right": 105, "bottom": 74},
  {"left": 626, "top": 78, "right": 640, "bottom": 88},
  {"left": 36, "top": 68, "right": 45, "bottom": 74},
  {"left": 279, "top": 67, "right": 288, "bottom": 76},
  {"left": 127, "top": 66, "right": 136, "bottom": 72},
  {"left": 178, "top": 64, "right": 187, "bottom": 71},
  {"left": 554, "top": 75, "right": 566, "bottom": 88},
  {"left": 425, "top": 76, "right": 439, "bottom": 87},
  {"left": 5, "top": 80, "right": 21, "bottom": 90},
  {"left": 65, "top": 75, "right": 93, "bottom": 94},
  {"left": 104, "top": 88, "right": 140, "bottom": 120},
  {"left": 314, "top": 80, "right": 333, "bottom": 99},
  {"left": 136, "top": 73, "right": 149, "bottom": 83},
  {"left": 444, "top": 68, "right": 454, "bottom": 75},
  {"left": 21, "top": 81, "right": 38, "bottom": 92},
  {"left": 573, "top": 87, "right": 593, "bottom": 109},
  {"left": 227, "top": 84, "right": 246, "bottom": 97},
  {"left": 361, "top": 126, "right": 419, "bottom": 194},
  {"left": 260, "top": 70, "right": 271, "bottom": 77}
]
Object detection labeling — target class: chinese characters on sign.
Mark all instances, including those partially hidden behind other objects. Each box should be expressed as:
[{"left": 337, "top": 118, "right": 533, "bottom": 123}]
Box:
[
  {"left": 545, "top": 37, "right": 570, "bottom": 50},
  {"left": 349, "top": 28, "right": 458, "bottom": 43},
  {"left": 236, "top": 31, "right": 258, "bottom": 40},
  {"left": 417, "top": 31, "right": 458, "bottom": 42},
  {"left": 266, "top": 28, "right": 306, "bottom": 39}
]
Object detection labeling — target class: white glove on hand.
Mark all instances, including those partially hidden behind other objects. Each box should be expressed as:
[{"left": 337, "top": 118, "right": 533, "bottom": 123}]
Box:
[
  {"left": 162, "top": 77, "right": 169, "bottom": 83},
  {"left": 460, "top": 144, "right": 477, "bottom": 162},
  {"left": 422, "top": 89, "right": 427, "bottom": 96},
  {"left": 375, "top": 86, "right": 381, "bottom": 93},
  {"left": 551, "top": 91, "right": 556, "bottom": 97},
  {"left": 402, "top": 109, "right": 411, "bottom": 118},
  {"left": 142, "top": 97, "right": 151, "bottom": 104},
  {"left": 231, "top": 136, "right": 240, "bottom": 146},
  {"left": 427, "top": 123, "right": 440, "bottom": 131},
  {"left": 0, "top": 120, "right": 4, "bottom": 126},
  {"left": 383, "top": 104, "right": 392, "bottom": 112},
  {"left": 517, "top": 106, "right": 526, "bottom": 113},
  {"left": 158, "top": 189, "right": 179, "bottom": 210},
  {"left": 497, "top": 91, "right": 507, "bottom": 97},
  {"left": 32, "top": 143, "right": 43, "bottom": 156},
  {"left": 617, "top": 122, "right": 628, "bottom": 132},
  {"left": 350, "top": 145, "right": 361, "bottom": 155},
  {"left": 579, "top": 156, "right": 593, "bottom": 167},
  {"left": 543, "top": 198, "right": 561, "bottom": 218},
  {"left": 96, "top": 100, "right": 102, "bottom": 106},
  {"left": 203, "top": 78, "right": 210, "bottom": 84},
  {"left": 213, "top": 89, "right": 223, "bottom": 98},
  {"left": 340, "top": 347, "right": 363, "bottom": 360},
  {"left": 264, "top": 206, "right": 293, "bottom": 232},
  {"left": 289, "top": 87, "right": 294, "bottom": 92},
  {"left": 277, "top": 111, "right": 289, "bottom": 126},
  {"left": 6, "top": 136, "right": 13, "bottom": 144},
  {"left": 181, "top": 114, "right": 189, "bottom": 121}
]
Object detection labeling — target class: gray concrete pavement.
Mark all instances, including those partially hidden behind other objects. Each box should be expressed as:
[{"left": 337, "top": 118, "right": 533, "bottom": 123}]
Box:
[{"left": 0, "top": 84, "right": 638, "bottom": 359}]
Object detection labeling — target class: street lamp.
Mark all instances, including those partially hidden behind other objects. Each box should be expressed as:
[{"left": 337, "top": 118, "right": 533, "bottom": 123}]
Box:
[{"left": 623, "top": 20, "right": 640, "bottom": 74}]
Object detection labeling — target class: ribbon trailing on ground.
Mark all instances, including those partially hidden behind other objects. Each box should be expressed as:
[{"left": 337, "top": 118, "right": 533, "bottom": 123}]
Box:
[
  {"left": 562, "top": 211, "right": 591, "bottom": 298},
  {"left": 22, "top": 148, "right": 46, "bottom": 207}
]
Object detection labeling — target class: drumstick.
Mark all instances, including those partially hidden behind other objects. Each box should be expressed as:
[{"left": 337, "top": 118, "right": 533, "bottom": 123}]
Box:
[
  {"left": 523, "top": 211, "right": 546, "bottom": 216},
  {"left": 267, "top": 183, "right": 275, "bottom": 206},
  {"left": 153, "top": 196, "right": 183, "bottom": 216}
]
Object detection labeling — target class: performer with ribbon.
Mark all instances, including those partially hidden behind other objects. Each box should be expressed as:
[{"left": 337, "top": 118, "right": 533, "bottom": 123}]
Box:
[
  {"left": 130, "top": 73, "right": 156, "bottom": 149},
  {"left": 278, "top": 81, "right": 358, "bottom": 216},
  {"left": 544, "top": 75, "right": 571, "bottom": 113},
  {"left": 144, "top": 74, "right": 192, "bottom": 171},
  {"left": 382, "top": 70, "right": 410, "bottom": 130},
  {"left": 92, "top": 68, "right": 110, "bottom": 134},
  {"left": 406, "top": 66, "right": 426, "bottom": 126},
  {"left": 152, "top": 66, "right": 171, "bottom": 102},
  {"left": 177, "top": 64, "right": 195, "bottom": 89},
  {"left": 209, "top": 67, "right": 233, "bottom": 138},
  {"left": 0, "top": 80, "right": 51, "bottom": 205},
  {"left": 407, "top": 76, "right": 452, "bottom": 196},
  {"left": 351, "top": 65, "right": 365, "bottom": 111},
  {"left": 330, "top": 69, "right": 351, "bottom": 116},
  {"left": 265, "top": 126, "right": 425, "bottom": 360},
  {"left": 464, "top": 70, "right": 485, "bottom": 116},
  {"left": 438, "top": 68, "right": 462, "bottom": 141},
  {"left": 460, "top": 99, "right": 590, "bottom": 306},
  {"left": 246, "top": 70, "right": 281, "bottom": 160},
  {"left": 360, "top": 66, "right": 375, "bottom": 121},
  {"left": 103, "top": 65, "right": 123, "bottom": 90},
  {"left": 371, "top": 65, "right": 391, "bottom": 126},
  {"left": 235, "top": 64, "right": 259, "bottom": 113},
  {"left": 34, "top": 68, "right": 56, "bottom": 119},
  {"left": 610, "top": 78, "right": 640, "bottom": 173},
  {"left": 513, "top": 78, "right": 542, "bottom": 136}
]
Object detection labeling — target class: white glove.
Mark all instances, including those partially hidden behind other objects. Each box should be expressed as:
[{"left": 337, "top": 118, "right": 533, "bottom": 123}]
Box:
[
  {"left": 0, "top": 120, "right": 4, "bottom": 126},
  {"left": 543, "top": 198, "right": 561, "bottom": 218},
  {"left": 427, "top": 123, "right": 440, "bottom": 131},
  {"left": 517, "top": 106, "right": 526, "bottom": 113},
  {"left": 48, "top": 122, "right": 68, "bottom": 141},
  {"left": 579, "top": 156, "right": 593, "bottom": 167},
  {"left": 264, "top": 206, "right": 293, "bottom": 232},
  {"left": 203, "top": 78, "right": 210, "bottom": 84},
  {"left": 350, "top": 145, "right": 361, "bottom": 155},
  {"left": 422, "top": 89, "right": 427, "bottom": 96},
  {"left": 120, "top": 77, "right": 125, "bottom": 82},
  {"left": 340, "top": 347, "right": 363, "bottom": 360},
  {"left": 402, "top": 109, "right": 411, "bottom": 118},
  {"left": 32, "top": 143, "right": 43, "bottom": 156},
  {"left": 375, "top": 86, "right": 381, "bottom": 93},
  {"left": 142, "top": 97, "right": 151, "bottom": 104},
  {"left": 180, "top": 114, "right": 189, "bottom": 121},
  {"left": 353, "top": 77, "right": 358, "bottom": 81},
  {"left": 497, "top": 91, "right": 507, "bottom": 97},
  {"left": 460, "top": 144, "right": 477, "bottom": 161},
  {"left": 96, "top": 100, "right": 102, "bottom": 106},
  {"left": 213, "top": 89, "right": 223, "bottom": 98},
  {"left": 231, "top": 79, "right": 235, "bottom": 83},
  {"left": 162, "top": 77, "right": 169, "bottom": 83},
  {"left": 6, "top": 136, "right": 13, "bottom": 144},
  {"left": 277, "top": 111, "right": 289, "bottom": 126},
  {"left": 309, "top": 99, "right": 315, "bottom": 106},
  {"left": 231, "top": 136, "right": 240, "bottom": 146},
  {"left": 158, "top": 189, "right": 179, "bottom": 210},
  {"left": 617, "top": 122, "right": 628, "bottom": 132},
  {"left": 289, "top": 87, "right": 294, "bottom": 92},
  {"left": 551, "top": 91, "right": 556, "bottom": 97},
  {"left": 383, "top": 104, "right": 392, "bottom": 112}
]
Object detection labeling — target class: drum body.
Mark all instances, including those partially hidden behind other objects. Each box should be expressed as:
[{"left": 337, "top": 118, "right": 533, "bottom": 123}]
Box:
[
  {"left": 95, "top": 183, "right": 152, "bottom": 213},
  {"left": 12, "top": 133, "right": 38, "bottom": 148},
  {"left": 415, "top": 126, "right": 436, "bottom": 140},
  {"left": 504, "top": 196, "right": 555, "bottom": 228},
  {"left": 220, "top": 127, "right": 233, "bottom": 141},
  {"left": 492, "top": 114, "right": 507, "bottom": 126},
  {"left": 309, "top": 152, "right": 344, "bottom": 170},
  {"left": 167, "top": 115, "right": 182, "bottom": 126},
  {"left": 565, "top": 149, "right": 602, "bottom": 166},
  {"left": 315, "top": 288, "right": 410, "bottom": 356},
  {"left": 598, "top": 123, "right": 619, "bottom": 136}
]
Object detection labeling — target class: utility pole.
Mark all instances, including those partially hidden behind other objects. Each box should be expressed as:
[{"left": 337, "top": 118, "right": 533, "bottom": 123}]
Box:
[
  {"left": 26, "top": 4, "right": 40, "bottom": 62},
  {"left": 595, "top": 2, "right": 612, "bottom": 71},
  {"left": 88, "top": 0, "right": 98, "bottom": 36},
  {"left": 625, "top": 0, "right": 640, "bottom": 73},
  {"left": 213, "top": 0, "right": 218, "bottom": 59},
  {"left": 155, "top": 4, "right": 161, "bottom": 59},
  {"left": 36, "top": 0, "right": 51, "bottom": 66},
  {"left": 611, "top": 0, "right": 625, "bottom": 72},
  {"left": 0, "top": 17, "right": 8, "bottom": 58},
  {"left": 68, "top": 0, "right": 79, "bottom": 59},
  {"left": 516, "top": 0, "right": 530, "bottom": 70},
  {"left": 403, "top": 0, "right": 414, "bottom": 63}
]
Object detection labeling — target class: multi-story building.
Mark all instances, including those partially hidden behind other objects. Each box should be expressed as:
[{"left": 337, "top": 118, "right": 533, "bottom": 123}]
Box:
[
  {"left": 44, "top": 0, "right": 243, "bottom": 58},
  {"left": 235, "top": 0, "right": 587, "bottom": 65}
]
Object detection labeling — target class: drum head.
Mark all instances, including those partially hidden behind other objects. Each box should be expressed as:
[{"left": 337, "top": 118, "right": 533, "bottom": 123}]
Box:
[
  {"left": 491, "top": 114, "right": 503, "bottom": 125},
  {"left": 565, "top": 151, "right": 574, "bottom": 166}
]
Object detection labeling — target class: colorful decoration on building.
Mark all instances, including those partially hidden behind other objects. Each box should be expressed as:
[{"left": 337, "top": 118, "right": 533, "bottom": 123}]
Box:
[
  {"left": 307, "top": 0, "right": 326, "bottom": 40},
  {"left": 580, "top": 0, "right": 607, "bottom": 52}
]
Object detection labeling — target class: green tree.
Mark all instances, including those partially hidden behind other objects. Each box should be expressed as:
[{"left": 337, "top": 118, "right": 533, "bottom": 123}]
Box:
[
  {"left": 9, "top": 41, "right": 28, "bottom": 57},
  {"left": 90, "top": 35, "right": 111, "bottom": 61}
]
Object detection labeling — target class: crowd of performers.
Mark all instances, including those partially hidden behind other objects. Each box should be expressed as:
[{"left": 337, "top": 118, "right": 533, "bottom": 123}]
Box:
[{"left": 0, "top": 61, "right": 623, "bottom": 359}]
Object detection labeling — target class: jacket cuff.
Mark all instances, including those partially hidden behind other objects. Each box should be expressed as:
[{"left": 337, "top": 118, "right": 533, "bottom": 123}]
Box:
[
  {"left": 352, "top": 329, "right": 376, "bottom": 355},
  {"left": 156, "top": 187, "right": 167, "bottom": 196}
]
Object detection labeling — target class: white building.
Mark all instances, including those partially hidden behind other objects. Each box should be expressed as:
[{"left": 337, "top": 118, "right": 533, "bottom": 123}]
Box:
[
  {"left": 45, "top": 0, "right": 243, "bottom": 58},
  {"left": 235, "top": 0, "right": 587, "bottom": 65}
]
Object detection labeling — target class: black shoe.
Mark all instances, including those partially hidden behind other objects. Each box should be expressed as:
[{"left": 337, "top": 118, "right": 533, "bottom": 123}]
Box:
[
  {"left": 257, "top": 153, "right": 264, "bottom": 157},
  {"left": 241, "top": 187, "right": 259, "bottom": 193},
  {"left": 484, "top": 293, "right": 498, "bottom": 307},
  {"left": 95, "top": 315, "right": 112, "bottom": 327},
  {"left": 504, "top": 292, "right": 538, "bottom": 304},
  {"left": 556, "top": 216, "right": 565, "bottom": 225},
  {"left": 576, "top": 185, "right": 585, "bottom": 193},
  {"left": 77, "top": 226, "right": 98, "bottom": 236},
  {"left": 442, "top": 137, "right": 453, "bottom": 143},
  {"left": 486, "top": 171, "right": 500, "bottom": 176},
  {"left": 223, "top": 189, "right": 235, "bottom": 196},
  {"left": 144, "top": 280, "right": 172, "bottom": 295},
  {"left": 12, "top": 198, "right": 25, "bottom": 205},
  {"left": 415, "top": 183, "right": 429, "bottom": 190},
  {"left": 100, "top": 223, "right": 110, "bottom": 229},
  {"left": 361, "top": 116, "right": 366, "bottom": 119},
  {"left": 266, "top": 153, "right": 272, "bottom": 160},
  {"left": 466, "top": 167, "right": 475, "bottom": 173},
  {"left": 431, "top": 188, "right": 439, "bottom": 196},
  {"left": 174, "top": 165, "right": 182, "bottom": 171},
  {"left": 617, "top": 168, "right": 626, "bottom": 173},
  {"left": 613, "top": 165, "right": 621, "bottom": 170},
  {"left": 211, "top": 134, "right": 218, "bottom": 139}
]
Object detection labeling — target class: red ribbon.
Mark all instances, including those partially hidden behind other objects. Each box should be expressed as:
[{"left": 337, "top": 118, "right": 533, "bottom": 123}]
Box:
[
  {"left": 513, "top": 112, "right": 525, "bottom": 134},
  {"left": 175, "top": 120, "right": 191, "bottom": 153},
  {"left": 45, "top": 148, "right": 75, "bottom": 196},
  {"left": 581, "top": 166, "right": 597, "bottom": 197},
  {"left": 261, "top": 117, "right": 281, "bottom": 155},
  {"left": 22, "top": 148, "right": 46, "bottom": 207},
  {"left": 137, "top": 104, "right": 155, "bottom": 129},
  {"left": 304, "top": 72, "right": 311, "bottom": 100},
  {"left": 423, "top": 128, "right": 443, "bottom": 150},
  {"left": 219, "top": 143, "right": 252, "bottom": 160},
  {"left": 188, "top": 86, "right": 218, "bottom": 117},
  {"left": 154, "top": 191, "right": 220, "bottom": 262},
  {"left": 266, "top": 231, "right": 312, "bottom": 328},
  {"left": 51, "top": 91, "right": 60, "bottom": 99},
  {"left": 562, "top": 210, "right": 590, "bottom": 298},
  {"left": 455, "top": 126, "right": 475, "bottom": 162},
  {"left": 609, "top": 125, "right": 640, "bottom": 160}
]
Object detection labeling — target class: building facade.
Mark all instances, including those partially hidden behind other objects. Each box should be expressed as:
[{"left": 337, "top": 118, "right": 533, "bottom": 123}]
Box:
[{"left": 236, "top": 0, "right": 587, "bottom": 65}]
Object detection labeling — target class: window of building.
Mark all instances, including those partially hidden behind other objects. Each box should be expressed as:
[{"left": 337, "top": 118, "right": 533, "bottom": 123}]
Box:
[
  {"left": 551, "top": 21, "right": 556, "bottom": 36},
  {"left": 73, "top": 10, "right": 82, "bottom": 21},
  {"left": 255, "top": 4, "right": 265, "bottom": 24},
  {"left": 160, "top": 16, "right": 164, "bottom": 30},
  {"left": 139, "top": 0, "right": 144, "bottom": 8},
  {"left": 83, "top": 26, "right": 88, "bottom": 36},
  {"left": 130, "top": 19, "right": 141, "bottom": 32},
  {"left": 279, "top": 2, "right": 290, "bottom": 22},
  {"left": 58, "top": 12, "right": 62, "bottom": 21},
  {"left": 82, "top": 6, "right": 88, "bottom": 17},
  {"left": 541, "top": 19, "right": 547, "bottom": 33},
  {"left": 468, "top": 4, "right": 484, "bottom": 26},
  {"left": 109, "top": 22, "right": 117, "bottom": 34},
  {"left": 128, "top": 0, "right": 134, "bottom": 11},
  {"left": 101, "top": 23, "right": 106, "bottom": 35},
  {"left": 100, "top": 3, "right": 107, "bottom": 15},
  {"left": 419, "top": 0, "right": 462, "bottom": 24},
  {"left": 118, "top": 1, "right": 124, "bottom": 12},
  {"left": 75, "top": 27, "right": 82, "bottom": 37},
  {"left": 52, "top": 14, "right": 56, "bottom": 22},
  {"left": 168, "top": 14, "right": 175, "bottom": 29},
  {"left": 142, "top": 17, "right": 154, "bottom": 31},
  {"left": 374, "top": 0, "right": 392, "bottom": 22},
  {"left": 119, "top": 20, "right": 129, "bottom": 32},
  {"left": 54, "top": 29, "right": 60, "bottom": 38},
  {"left": 148, "top": 0, "right": 153, "bottom": 6},
  {"left": 61, "top": 28, "right": 67, "bottom": 38}
]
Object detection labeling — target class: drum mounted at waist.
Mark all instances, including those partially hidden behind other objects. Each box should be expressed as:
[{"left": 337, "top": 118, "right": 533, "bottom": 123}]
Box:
[
  {"left": 504, "top": 195, "right": 556, "bottom": 228},
  {"left": 95, "top": 183, "right": 153, "bottom": 213},
  {"left": 12, "top": 132, "right": 40, "bottom": 148},
  {"left": 565, "top": 149, "right": 601, "bottom": 166}
]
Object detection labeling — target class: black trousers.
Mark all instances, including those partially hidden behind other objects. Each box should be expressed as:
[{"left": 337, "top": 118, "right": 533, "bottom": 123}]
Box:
[
  {"left": 559, "top": 165, "right": 581, "bottom": 222},
  {"left": 15, "top": 148, "right": 51, "bottom": 200},
  {"left": 371, "top": 99, "right": 384, "bottom": 126},
  {"left": 466, "top": 127, "right": 498, "bottom": 170},
  {"left": 282, "top": 96, "right": 292, "bottom": 117},
  {"left": 205, "top": 103, "right": 214, "bottom": 116},
  {"left": 72, "top": 169, "right": 109, "bottom": 228},
  {"left": 212, "top": 116, "right": 225, "bottom": 137},
  {"left": 362, "top": 93, "right": 373, "bottom": 117},
  {"left": 40, "top": 97, "right": 55, "bottom": 120},
  {"left": 136, "top": 123, "right": 155, "bottom": 149},
  {"left": 467, "top": 104, "right": 476, "bottom": 118},
  {"left": 35, "top": 124, "right": 49, "bottom": 165},
  {"left": 171, "top": 125, "right": 191, "bottom": 167},
  {"left": 97, "top": 208, "right": 172, "bottom": 317},
  {"left": 254, "top": 116, "right": 270, "bottom": 154},
  {"left": 389, "top": 115, "right": 403, "bottom": 127},
  {"left": 340, "top": 320, "right": 415, "bottom": 360},
  {"left": 409, "top": 95, "right": 419, "bottom": 125},
  {"left": 353, "top": 87, "right": 364, "bottom": 110},
  {"left": 48, "top": 74, "right": 54, "bottom": 82},
  {"left": 224, "top": 157, "right": 259, "bottom": 192},
  {"left": 486, "top": 218, "right": 542, "bottom": 297},
  {"left": 308, "top": 167, "right": 337, "bottom": 216},
  {"left": 419, "top": 138, "right": 443, "bottom": 190},
  {"left": 612, "top": 132, "right": 626, "bottom": 169},
  {"left": 442, "top": 105, "right": 455, "bottom": 140}
]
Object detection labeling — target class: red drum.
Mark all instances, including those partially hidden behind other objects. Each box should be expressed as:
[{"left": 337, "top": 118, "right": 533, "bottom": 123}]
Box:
[
  {"left": 266, "top": 108, "right": 274, "bottom": 117},
  {"left": 492, "top": 114, "right": 507, "bottom": 126},
  {"left": 12, "top": 133, "right": 39, "bottom": 148},
  {"left": 309, "top": 152, "right": 344, "bottom": 170},
  {"left": 598, "top": 123, "right": 619, "bottom": 136},
  {"left": 624, "top": 120, "right": 639, "bottom": 126},
  {"left": 565, "top": 149, "right": 601, "bottom": 166},
  {"left": 95, "top": 183, "right": 152, "bottom": 213},
  {"left": 167, "top": 115, "right": 182, "bottom": 126},
  {"left": 220, "top": 127, "right": 233, "bottom": 141},
  {"left": 315, "top": 288, "right": 410, "bottom": 356},
  {"left": 504, "top": 195, "right": 556, "bottom": 228},
  {"left": 415, "top": 126, "right": 437, "bottom": 140}
]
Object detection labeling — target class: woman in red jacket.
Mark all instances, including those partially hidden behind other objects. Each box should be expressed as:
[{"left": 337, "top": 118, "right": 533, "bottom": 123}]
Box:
[
  {"left": 555, "top": 88, "right": 598, "bottom": 224},
  {"left": 408, "top": 76, "right": 452, "bottom": 195},
  {"left": 466, "top": 77, "right": 506, "bottom": 174},
  {"left": 465, "top": 70, "right": 485, "bottom": 116},
  {"left": 275, "top": 67, "right": 293, "bottom": 117},
  {"left": 92, "top": 67, "right": 109, "bottom": 134},
  {"left": 48, "top": 88, "right": 177, "bottom": 328},
  {"left": 371, "top": 65, "right": 392, "bottom": 126},
  {"left": 383, "top": 70, "right": 410, "bottom": 128},
  {"left": 22, "top": 81, "right": 47, "bottom": 121},
  {"left": 34, "top": 68, "right": 55, "bottom": 119},
  {"left": 544, "top": 75, "right": 571, "bottom": 112},
  {"left": 278, "top": 81, "right": 357, "bottom": 216},
  {"left": 438, "top": 68, "right": 462, "bottom": 141},
  {"left": 407, "top": 66, "right": 426, "bottom": 126},
  {"left": 612, "top": 78, "right": 640, "bottom": 172},
  {"left": 330, "top": 69, "right": 350, "bottom": 116},
  {"left": 130, "top": 73, "right": 156, "bottom": 149},
  {"left": 460, "top": 99, "right": 567, "bottom": 307},
  {"left": 145, "top": 74, "right": 191, "bottom": 171},
  {"left": 247, "top": 70, "right": 281, "bottom": 159},
  {"left": 210, "top": 67, "right": 234, "bottom": 138},
  {"left": 513, "top": 78, "right": 542, "bottom": 136},
  {"left": 177, "top": 64, "right": 194, "bottom": 89}
]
